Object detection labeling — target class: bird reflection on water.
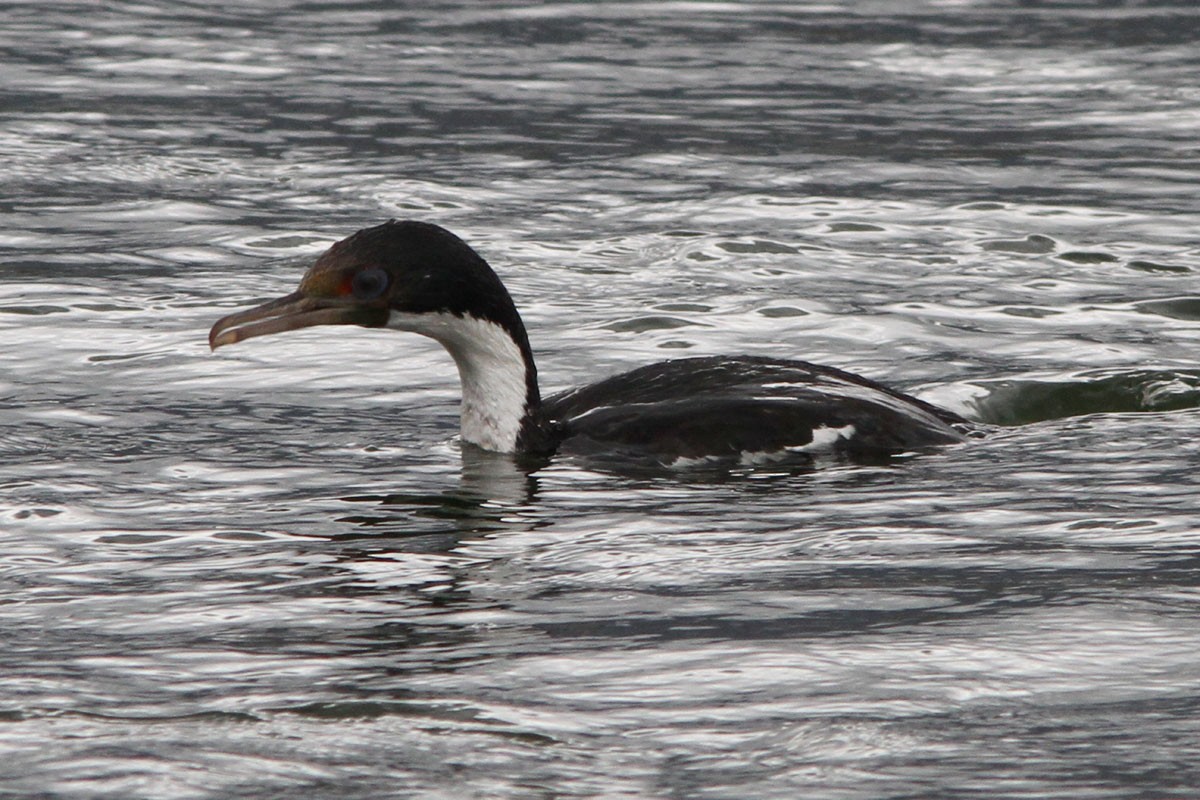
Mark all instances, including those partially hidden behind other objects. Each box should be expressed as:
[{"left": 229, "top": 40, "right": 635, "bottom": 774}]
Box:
[{"left": 333, "top": 447, "right": 545, "bottom": 547}]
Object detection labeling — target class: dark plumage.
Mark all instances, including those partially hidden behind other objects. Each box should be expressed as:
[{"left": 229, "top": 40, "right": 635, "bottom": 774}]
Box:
[{"left": 539, "top": 355, "right": 967, "bottom": 460}]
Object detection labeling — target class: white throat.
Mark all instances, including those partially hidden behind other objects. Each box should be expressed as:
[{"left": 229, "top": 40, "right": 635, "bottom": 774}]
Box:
[{"left": 386, "top": 310, "right": 531, "bottom": 453}]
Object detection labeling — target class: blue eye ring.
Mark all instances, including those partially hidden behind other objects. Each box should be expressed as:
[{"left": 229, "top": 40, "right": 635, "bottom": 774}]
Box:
[{"left": 351, "top": 267, "right": 389, "bottom": 300}]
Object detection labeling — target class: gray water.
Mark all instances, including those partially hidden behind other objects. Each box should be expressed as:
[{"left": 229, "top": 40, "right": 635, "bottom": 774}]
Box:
[{"left": 4, "top": 2, "right": 1200, "bottom": 797}]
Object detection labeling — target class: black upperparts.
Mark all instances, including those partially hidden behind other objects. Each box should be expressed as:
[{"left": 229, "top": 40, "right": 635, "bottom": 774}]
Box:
[{"left": 540, "top": 355, "right": 971, "bottom": 461}]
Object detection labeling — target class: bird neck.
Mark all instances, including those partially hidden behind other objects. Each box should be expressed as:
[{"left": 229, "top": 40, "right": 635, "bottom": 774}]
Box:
[{"left": 386, "top": 310, "right": 540, "bottom": 453}]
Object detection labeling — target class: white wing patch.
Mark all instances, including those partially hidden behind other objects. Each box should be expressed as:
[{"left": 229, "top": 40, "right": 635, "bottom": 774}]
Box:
[
  {"left": 789, "top": 423, "right": 857, "bottom": 453},
  {"left": 669, "top": 423, "right": 857, "bottom": 469}
]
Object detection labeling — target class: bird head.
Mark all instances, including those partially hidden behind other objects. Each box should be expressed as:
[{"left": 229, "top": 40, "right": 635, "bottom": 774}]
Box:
[{"left": 209, "top": 220, "right": 526, "bottom": 351}]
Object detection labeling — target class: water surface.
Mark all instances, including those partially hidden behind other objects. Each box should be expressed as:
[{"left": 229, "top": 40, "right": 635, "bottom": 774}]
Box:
[{"left": 3, "top": 2, "right": 1200, "bottom": 797}]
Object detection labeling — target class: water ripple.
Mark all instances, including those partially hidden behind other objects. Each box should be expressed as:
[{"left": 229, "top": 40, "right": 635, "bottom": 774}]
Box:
[{"left": 4, "top": 1, "right": 1200, "bottom": 797}]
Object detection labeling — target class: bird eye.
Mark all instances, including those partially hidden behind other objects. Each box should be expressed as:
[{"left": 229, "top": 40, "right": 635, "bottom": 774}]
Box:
[{"left": 351, "top": 267, "right": 389, "bottom": 300}]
